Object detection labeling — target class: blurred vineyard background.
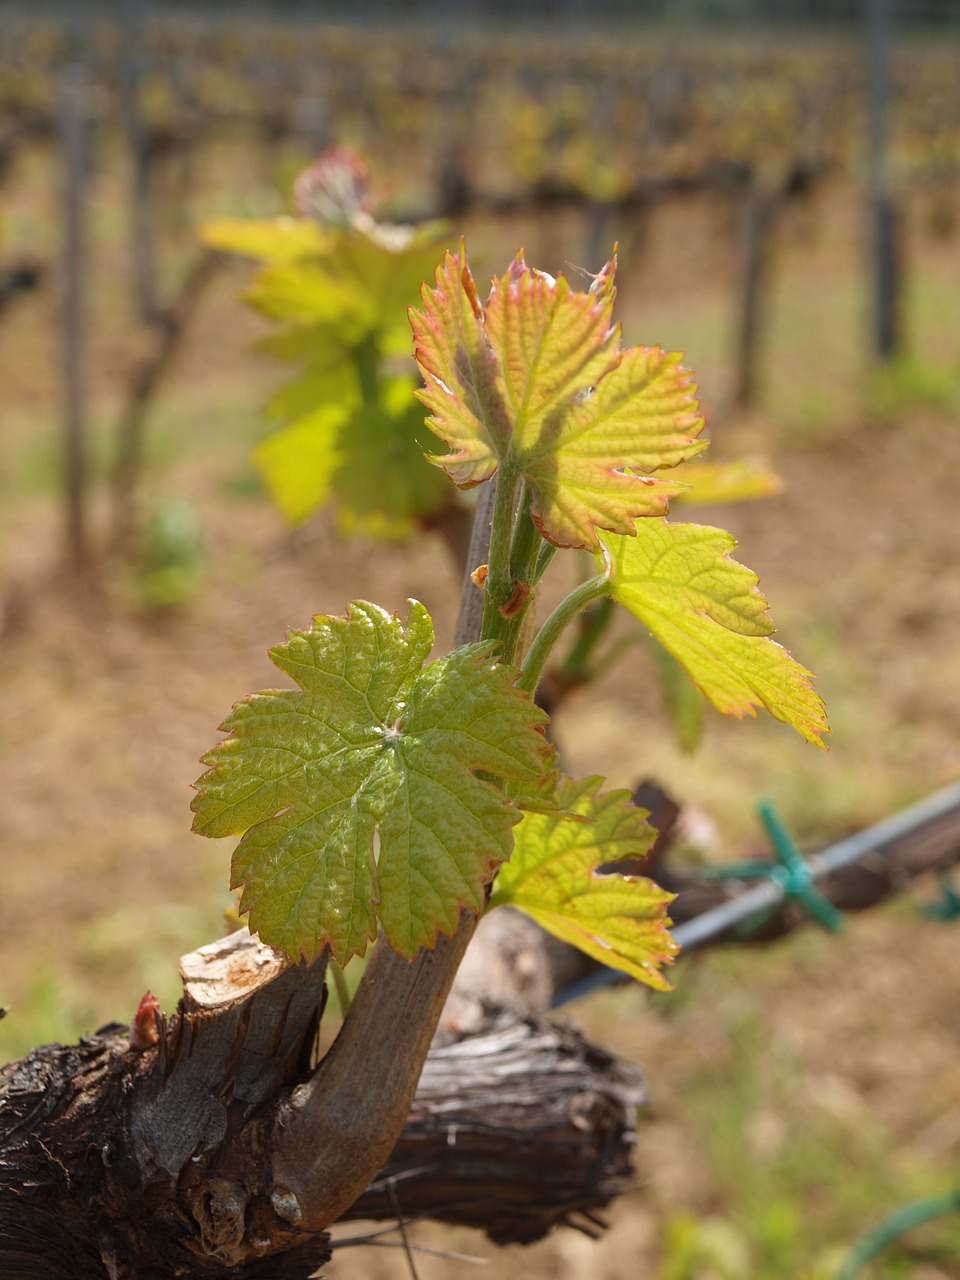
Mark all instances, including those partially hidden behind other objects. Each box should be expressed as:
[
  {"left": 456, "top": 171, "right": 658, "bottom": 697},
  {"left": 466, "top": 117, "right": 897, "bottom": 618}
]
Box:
[{"left": 2, "top": 1, "right": 960, "bottom": 1276}]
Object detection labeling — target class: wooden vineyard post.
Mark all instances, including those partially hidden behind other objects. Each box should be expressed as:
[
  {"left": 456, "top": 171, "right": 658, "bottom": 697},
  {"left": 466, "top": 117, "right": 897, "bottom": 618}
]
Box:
[
  {"left": 866, "top": 0, "right": 901, "bottom": 362},
  {"left": 733, "top": 175, "right": 779, "bottom": 410},
  {"left": 121, "top": 0, "right": 160, "bottom": 326},
  {"left": 59, "top": 61, "right": 92, "bottom": 578}
]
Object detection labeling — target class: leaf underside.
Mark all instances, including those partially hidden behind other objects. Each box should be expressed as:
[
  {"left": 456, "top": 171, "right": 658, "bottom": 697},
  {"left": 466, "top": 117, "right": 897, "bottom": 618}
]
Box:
[
  {"left": 490, "top": 775, "right": 677, "bottom": 990},
  {"left": 192, "top": 601, "right": 550, "bottom": 963},
  {"left": 599, "top": 520, "right": 829, "bottom": 747},
  {"left": 410, "top": 242, "right": 706, "bottom": 549}
]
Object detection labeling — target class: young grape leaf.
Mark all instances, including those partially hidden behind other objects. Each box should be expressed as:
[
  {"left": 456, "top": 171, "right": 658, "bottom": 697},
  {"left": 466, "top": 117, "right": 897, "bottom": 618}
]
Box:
[
  {"left": 330, "top": 378, "right": 451, "bottom": 534},
  {"left": 599, "top": 520, "right": 829, "bottom": 747},
  {"left": 244, "top": 260, "right": 369, "bottom": 328},
  {"left": 209, "top": 183, "right": 452, "bottom": 536},
  {"left": 410, "top": 242, "right": 706, "bottom": 549},
  {"left": 254, "top": 405, "right": 347, "bottom": 524},
  {"left": 264, "top": 355, "right": 358, "bottom": 423},
  {"left": 647, "top": 634, "right": 707, "bottom": 754},
  {"left": 408, "top": 244, "right": 508, "bottom": 488},
  {"left": 192, "top": 601, "right": 549, "bottom": 964},
  {"left": 670, "top": 457, "right": 782, "bottom": 506},
  {"left": 202, "top": 216, "right": 330, "bottom": 262},
  {"left": 489, "top": 776, "right": 677, "bottom": 991},
  {"left": 337, "top": 228, "right": 454, "bottom": 334},
  {"left": 257, "top": 378, "right": 449, "bottom": 533}
]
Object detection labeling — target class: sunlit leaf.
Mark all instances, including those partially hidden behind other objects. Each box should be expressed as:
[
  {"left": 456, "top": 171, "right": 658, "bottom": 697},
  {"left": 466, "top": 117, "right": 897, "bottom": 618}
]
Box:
[
  {"left": 490, "top": 776, "right": 677, "bottom": 990},
  {"left": 264, "top": 356, "right": 358, "bottom": 423},
  {"left": 671, "top": 458, "right": 782, "bottom": 506},
  {"left": 192, "top": 602, "right": 550, "bottom": 963},
  {"left": 255, "top": 324, "right": 341, "bottom": 363},
  {"left": 409, "top": 242, "right": 507, "bottom": 487},
  {"left": 202, "top": 216, "right": 330, "bottom": 261},
  {"left": 339, "top": 226, "right": 451, "bottom": 327},
  {"left": 648, "top": 635, "right": 707, "bottom": 753},
  {"left": 213, "top": 199, "right": 453, "bottom": 533},
  {"left": 599, "top": 520, "right": 828, "bottom": 747},
  {"left": 331, "top": 378, "right": 450, "bottom": 530},
  {"left": 410, "top": 242, "right": 705, "bottom": 548},
  {"left": 254, "top": 405, "right": 347, "bottom": 524},
  {"left": 244, "top": 260, "right": 368, "bottom": 328}
]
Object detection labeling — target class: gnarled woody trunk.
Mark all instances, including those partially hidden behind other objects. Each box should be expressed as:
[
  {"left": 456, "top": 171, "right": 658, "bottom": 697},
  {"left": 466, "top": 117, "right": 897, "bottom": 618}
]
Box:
[
  {"left": 0, "top": 478, "right": 642, "bottom": 1276},
  {"left": 0, "top": 924, "right": 644, "bottom": 1278}
]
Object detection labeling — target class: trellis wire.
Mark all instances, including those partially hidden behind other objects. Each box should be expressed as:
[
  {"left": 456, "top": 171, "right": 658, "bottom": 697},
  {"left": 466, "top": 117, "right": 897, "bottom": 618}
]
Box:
[{"left": 553, "top": 780, "right": 960, "bottom": 1006}]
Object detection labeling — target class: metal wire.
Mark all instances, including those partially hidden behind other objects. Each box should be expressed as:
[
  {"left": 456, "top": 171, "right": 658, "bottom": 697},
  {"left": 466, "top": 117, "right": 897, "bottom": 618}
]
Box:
[{"left": 553, "top": 781, "right": 960, "bottom": 1006}]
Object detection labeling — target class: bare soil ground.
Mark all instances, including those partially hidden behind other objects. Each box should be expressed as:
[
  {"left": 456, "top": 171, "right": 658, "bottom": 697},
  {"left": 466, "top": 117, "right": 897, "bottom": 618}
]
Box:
[{"left": 1, "top": 161, "right": 959, "bottom": 1275}]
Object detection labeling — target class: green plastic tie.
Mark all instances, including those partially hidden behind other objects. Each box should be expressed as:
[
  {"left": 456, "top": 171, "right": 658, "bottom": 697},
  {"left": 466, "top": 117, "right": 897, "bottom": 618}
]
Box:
[
  {"left": 694, "top": 800, "right": 844, "bottom": 938},
  {"left": 755, "top": 798, "right": 845, "bottom": 932},
  {"left": 920, "top": 869, "right": 960, "bottom": 922},
  {"left": 834, "top": 1188, "right": 960, "bottom": 1279}
]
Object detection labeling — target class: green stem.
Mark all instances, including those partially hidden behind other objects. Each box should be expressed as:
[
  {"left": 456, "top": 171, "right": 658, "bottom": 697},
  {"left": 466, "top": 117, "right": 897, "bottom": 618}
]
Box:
[
  {"left": 556, "top": 595, "right": 617, "bottom": 685},
  {"left": 329, "top": 958, "right": 352, "bottom": 1016},
  {"left": 487, "top": 482, "right": 555, "bottom": 665},
  {"left": 509, "top": 483, "right": 542, "bottom": 584},
  {"left": 518, "top": 574, "right": 611, "bottom": 698},
  {"left": 533, "top": 537, "right": 558, "bottom": 584},
  {"left": 834, "top": 1190, "right": 960, "bottom": 1280},
  {"left": 355, "top": 335, "right": 380, "bottom": 408},
  {"left": 481, "top": 466, "right": 520, "bottom": 657}
]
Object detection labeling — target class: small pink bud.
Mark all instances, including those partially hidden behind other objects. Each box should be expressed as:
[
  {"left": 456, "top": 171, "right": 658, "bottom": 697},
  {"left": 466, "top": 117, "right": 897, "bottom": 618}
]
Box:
[{"left": 129, "top": 990, "right": 161, "bottom": 1050}]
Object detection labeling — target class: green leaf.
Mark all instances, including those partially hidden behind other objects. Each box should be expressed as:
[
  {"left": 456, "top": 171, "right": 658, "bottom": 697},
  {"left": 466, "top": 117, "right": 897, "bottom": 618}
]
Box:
[
  {"left": 410, "top": 243, "right": 705, "bottom": 548},
  {"left": 338, "top": 226, "right": 451, "bottom": 330},
  {"left": 599, "top": 520, "right": 829, "bottom": 747},
  {"left": 244, "top": 260, "right": 368, "bottom": 328},
  {"left": 219, "top": 212, "right": 454, "bottom": 533},
  {"left": 490, "top": 776, "right": 677, "bottom": 990},
  {"left": 330, "top": 378, "right": 451, "bottom": 532},
  {"left": 257, "top": 378, "right": 448, "bottom": 532},
  {"left": 409, "top": 242, "right": 507, "bottom": 488},
  {"left": 254, "top": 405, "right": 347, "bottom": 524},
  {"left": 192, "top": 601, "right": 549, "bottom": 964},
  {"left": 201, "top": 216, "right": 330, "bottom": 261},
  {"left": 671, "top": 457, "right": 782, "bottom": 506},
  {"left": 255, "top": 324, "right": 342, "bottom": 363},
  {"left": 648, "top": 634, "right": 707, "bottom": 753},
  {"left": 263, "top": 352, "right": 358, "bottom": 422}
]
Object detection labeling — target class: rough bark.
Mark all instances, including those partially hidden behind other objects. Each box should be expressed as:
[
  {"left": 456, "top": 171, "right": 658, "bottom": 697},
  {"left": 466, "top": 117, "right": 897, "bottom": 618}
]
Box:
[
  {"left": 4, "top": 779, "right": 958, "bottom": 1275},
  {"left": 0, "top": 931, "right": 332, "bottom": 1278},
  {"left": 0, "top": 476, "right": 645, "bottom": 1277},
  {"left": 0, "top": 930, "right": 642, "bottom": 1278},
  {"left": 346, "top": 1015, "right": 646, "bottom": 1245}
]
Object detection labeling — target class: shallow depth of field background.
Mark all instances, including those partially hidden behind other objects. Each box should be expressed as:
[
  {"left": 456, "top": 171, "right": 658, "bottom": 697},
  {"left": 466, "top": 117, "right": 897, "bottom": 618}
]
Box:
[{"left": 2, "top": 2, "right": 960, "bottom": 1276}]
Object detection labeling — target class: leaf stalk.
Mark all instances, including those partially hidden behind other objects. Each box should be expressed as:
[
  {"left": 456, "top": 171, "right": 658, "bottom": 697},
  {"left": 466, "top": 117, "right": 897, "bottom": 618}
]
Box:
[
  {"left": 268, "top": 483, "right": 506, "bottom": 1233},
  {"left": 555, "top": 595, "right": 618, "bottom": 688},
  {"left": 481, "top": 465, "right": 522, "bottom": 658},
  {"left": 518, "top": 574, "right": 612, "bottom": 699},
  {"left": 509, "top": 484, "right": 544, "bottom": 586}
]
